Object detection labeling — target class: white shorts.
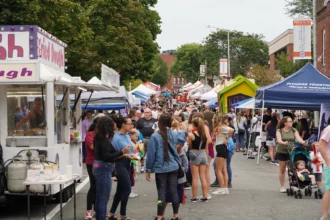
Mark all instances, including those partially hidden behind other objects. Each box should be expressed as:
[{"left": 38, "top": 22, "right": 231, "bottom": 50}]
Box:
[{"left": 266, "top": 138, "right": 276, "bottom": 147}]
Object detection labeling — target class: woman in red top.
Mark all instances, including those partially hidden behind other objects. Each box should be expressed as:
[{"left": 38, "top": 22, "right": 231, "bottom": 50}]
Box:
[{"left": 85, "top": 118, "right": 99, "bottom": 219}]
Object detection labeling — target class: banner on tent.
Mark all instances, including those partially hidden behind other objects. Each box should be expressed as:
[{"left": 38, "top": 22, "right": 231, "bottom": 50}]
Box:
[
  {"left": 219, "top": 59, "right": 228, "bottom": 77},
  {"left": 319, "top": 103, "right": 330, "bottom": 139},
  {"left": 293, "top": 19, "right": 312, "bottom": 60},
  {"left": 200, "top": 65, "right": 206, "bottom": 76}
]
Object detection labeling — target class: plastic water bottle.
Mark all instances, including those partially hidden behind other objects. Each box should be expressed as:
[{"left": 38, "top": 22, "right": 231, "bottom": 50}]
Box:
[
  {"left": 39, "top": 168, "right": 45, "bottom": 181},
  {"left": 11, "top": 131, "right": 17, "bottom": 147}
]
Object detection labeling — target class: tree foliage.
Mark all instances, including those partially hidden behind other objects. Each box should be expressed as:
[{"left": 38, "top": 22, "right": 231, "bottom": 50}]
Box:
[
  {"left": 275, "top": 52, "right": 309, "bottom": 78},
  {"left": 0, "top": 0, "right": 162, "bottom": 83},
  {"left": 151, "top": 56, "right": 169, "bottom": 86},
  {"left": 247, "top": 64, "right": 281, "bottom": 87},
  {"left": 285, "top": 0, "right": 313, "bottom": 18},
  {"left": 202, "top": 30, "right": 269, "bottom": 79},
  {"left": 170, "top": 43, "right": 204, "bottom": 83}
]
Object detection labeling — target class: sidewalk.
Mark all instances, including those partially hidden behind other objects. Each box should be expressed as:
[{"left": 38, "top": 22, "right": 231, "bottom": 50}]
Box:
[{"left": 51, "top": 153, "right": 323, "bottom": 220}]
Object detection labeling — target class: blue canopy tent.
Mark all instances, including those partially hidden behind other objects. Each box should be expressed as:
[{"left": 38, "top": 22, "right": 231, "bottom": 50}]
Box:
[
  {"left": 205, "top": 97, "right": 218, "bottom": 109},
  {"left": 255, "top": 63, "right": 330, "bottom": 110},
  {"left": 130, "top": 90, "right": 149, "bottom": 101}
]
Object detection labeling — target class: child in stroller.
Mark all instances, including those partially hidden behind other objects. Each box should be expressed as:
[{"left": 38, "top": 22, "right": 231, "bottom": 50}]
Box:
[
  {"left": 296, "top": 160, "right": 316, "bottom": 187},
  {"left": 286, "top": 147, "right": 316, "bottom": 199}
]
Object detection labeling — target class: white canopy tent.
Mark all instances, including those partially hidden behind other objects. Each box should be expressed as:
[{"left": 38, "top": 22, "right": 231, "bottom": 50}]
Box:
[
  {"left": 191, "top": 92, "right": 201, "bottom": 99},
  {"left": 131, "top": 84, "right": 158, "bottom": 96},
  {"left": 235, "top": 98, "right": 255, "bottom": 109},
  {"left": 200, "top": 85, "right": 221, "bottom": 101},
  {"left": 182, "top": 82, "right": 192, "bottom": 90}
]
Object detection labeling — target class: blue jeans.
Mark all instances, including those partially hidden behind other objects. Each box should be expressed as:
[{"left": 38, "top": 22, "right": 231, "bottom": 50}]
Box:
[
  {"left": 227, "top": 151, "right": 234, "bottom": 184},
  {"left": 93, "top": 160, "right": 114, "bottom": 220}
]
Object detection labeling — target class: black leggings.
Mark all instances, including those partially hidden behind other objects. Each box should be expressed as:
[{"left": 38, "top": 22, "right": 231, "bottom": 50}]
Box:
[
  {"left": 86, "top": 164, "right": 96, "bottom": 210},
  {"left": 110, "top": 159, "right": 131, "bottom": 216},
  {"left": 155, "top": 170, "right": 179, "bottom": 216}
]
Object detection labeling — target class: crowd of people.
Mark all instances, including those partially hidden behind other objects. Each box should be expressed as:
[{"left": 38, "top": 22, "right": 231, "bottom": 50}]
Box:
[{"left": 80, "top": 98, "right": 330, "bottom": 220}]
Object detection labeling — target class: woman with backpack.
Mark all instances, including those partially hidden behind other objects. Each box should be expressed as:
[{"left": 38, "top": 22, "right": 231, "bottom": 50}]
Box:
[
  {"left": 276, "top": 116, "right": 305, "bottom": 193},
  {"left": 265, "top": 115, "right": 279, "bottom": 165}
]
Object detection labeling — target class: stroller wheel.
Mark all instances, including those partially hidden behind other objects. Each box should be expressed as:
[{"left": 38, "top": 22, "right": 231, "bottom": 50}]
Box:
[
  {"left": 314, "top": 191, "right": 318, "bottom": 199},
  {"left": 298, "top": 190, "right": 302, "bottom": 199},
  {"left": 286, "top": 188, "right": 290, "bottom": 196},
  {"left": 319, "top": 192, "right": 323, "bottom": 199},
  {"left": 290, "top": 188, "right": 294, "bottom": 196},
  {"left": 304, "top": 188, "right": 308, "bottom": 196},
  {"left": 308, "top": 187, "right": 312, "bottom": 196},
  {"left": 294, "top": 191, "right": 298, "bottom": 199}
]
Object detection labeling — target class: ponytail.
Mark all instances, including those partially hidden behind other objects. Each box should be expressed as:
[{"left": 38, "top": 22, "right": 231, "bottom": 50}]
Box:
[{"left": 192, "top": 117, "right": 206, "bottom": 143}]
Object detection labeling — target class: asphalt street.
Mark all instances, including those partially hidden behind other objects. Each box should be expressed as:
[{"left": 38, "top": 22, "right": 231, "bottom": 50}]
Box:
[{"left": 0, "top": 152, "right": 324, "bottom": 220}]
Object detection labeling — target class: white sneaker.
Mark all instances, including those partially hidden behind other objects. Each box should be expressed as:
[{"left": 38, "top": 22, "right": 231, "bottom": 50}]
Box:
[
  {"left": 223, "top": 188, "right": 229, "bottom": 195},
  {"left": 280, "top": 187, "right": 286, "bottom": 193},
  {"left": 129, "top": 192, "right": 138, "bottom": 198},
  {"left": 212, "top": 188, "right": 226, "bottom": 195},
  {"left": 197, "top": 194, "right": 212, "bottom": 200},
  {"left": 140, "top": 166, "right": 146, "bottom": 173}
]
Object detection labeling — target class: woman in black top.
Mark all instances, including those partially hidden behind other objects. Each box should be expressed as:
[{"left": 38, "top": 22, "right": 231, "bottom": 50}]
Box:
[{"left": 93, "top": 116, "right": 130, "bottom": 220}]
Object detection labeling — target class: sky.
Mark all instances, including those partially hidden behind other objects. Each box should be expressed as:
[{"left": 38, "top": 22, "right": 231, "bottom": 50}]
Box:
[{"left": 154, "top": 0, "right": 293, "bottom": 51}]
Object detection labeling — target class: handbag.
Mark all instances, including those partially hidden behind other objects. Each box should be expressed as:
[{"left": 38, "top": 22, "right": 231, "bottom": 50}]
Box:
[
  {"left": 167, "top": 134, "right": 185, "bottom": 179},
  {"left": 236, "top": 120, "right": 245, "bottom": 135}
]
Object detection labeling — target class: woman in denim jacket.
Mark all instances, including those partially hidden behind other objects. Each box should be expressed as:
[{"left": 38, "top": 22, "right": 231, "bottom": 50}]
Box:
[{"left": 146, "top": 113, "right": 182, "bottom": 220}]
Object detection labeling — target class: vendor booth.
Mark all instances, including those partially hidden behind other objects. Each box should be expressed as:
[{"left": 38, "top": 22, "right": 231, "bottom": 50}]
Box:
[
  {"left": 255, "top": 63, "right": 330, "bottom": 110},
  {"left": 219, "top": 75, "right": 258, "bottom": 113},
  {"left": 0, "top": 26, "right": 118, "bottom": 203}
]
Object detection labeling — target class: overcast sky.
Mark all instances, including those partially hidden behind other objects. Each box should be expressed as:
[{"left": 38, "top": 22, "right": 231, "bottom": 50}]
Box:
[{"left": 154, "top": 0, "right": 293, "bottom": 51}]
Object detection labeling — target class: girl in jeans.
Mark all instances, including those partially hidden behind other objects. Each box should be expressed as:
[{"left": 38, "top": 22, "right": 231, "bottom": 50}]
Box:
[
  {"left": 93, "top": 116, "right": 130, "bottom": 220},
  {"left": 146, "top": 113, "right": 182, "bottom": 220}
]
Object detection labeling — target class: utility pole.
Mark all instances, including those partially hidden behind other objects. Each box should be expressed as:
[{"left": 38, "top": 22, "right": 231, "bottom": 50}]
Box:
[
  {"left": 205, "top": 59, "right": 207, "bottom": 86},
  {"left": 228, "top": 31, "right": 231, "bottom": 79},
  {"left": 313, "top": 0, "right": 317, "bottom": 67}
]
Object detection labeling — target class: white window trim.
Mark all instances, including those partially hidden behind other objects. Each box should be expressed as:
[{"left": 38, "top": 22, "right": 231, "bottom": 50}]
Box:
[{"left": 323, "top": 29, "right": 326, "bottom": 66}]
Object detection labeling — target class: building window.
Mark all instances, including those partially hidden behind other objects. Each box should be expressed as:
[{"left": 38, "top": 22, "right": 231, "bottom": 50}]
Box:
[
  {"left": 174, "top": 77, "right": 177, "bottom": 84},
  {"left": 178, "top": 78, "right": 181, "bottom": 85},
  {"left": 182, "top": 78, "right": 185, "bottom": 85},
  {"left": 323, "top": 29, "right": 326, "bottom": 66}
]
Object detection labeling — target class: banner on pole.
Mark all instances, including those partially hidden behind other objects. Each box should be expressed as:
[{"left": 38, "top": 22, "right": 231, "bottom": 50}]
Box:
[
  {"left": 219, "top": 59, "right": 228, "bottom": 77},
  {"left": 200, "top": 65, "right": 206, "bottom": 76},
  {"left": 293, "top": 19, "right": 312, "bottom": 60},
  {"left": 319, "top": 103, "right": 330, "bottom": 139}
]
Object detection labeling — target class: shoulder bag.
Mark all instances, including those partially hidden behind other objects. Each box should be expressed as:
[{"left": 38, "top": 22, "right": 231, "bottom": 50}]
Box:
[
  {"left": 167, "top": 132, "right": 185, "bottom": 178},
  {"left": 188, "top": 137, "right": 203, "bottom": 161},
  {"left": 236, "top": 120, "right": 245, "bottom": 135}
]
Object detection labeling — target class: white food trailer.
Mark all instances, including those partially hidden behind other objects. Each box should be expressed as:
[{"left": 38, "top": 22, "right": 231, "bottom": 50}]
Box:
[{"left": 0, "top": 25, "right": 119, "bottom": 202}]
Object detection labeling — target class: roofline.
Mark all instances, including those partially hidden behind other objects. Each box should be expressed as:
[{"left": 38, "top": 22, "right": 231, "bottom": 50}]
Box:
[
  {"left": 219, "top": 75, "right": 258, "bottom": 95},
  {"left": 268, "top": 29, "right": 293, "bottom": 46}
]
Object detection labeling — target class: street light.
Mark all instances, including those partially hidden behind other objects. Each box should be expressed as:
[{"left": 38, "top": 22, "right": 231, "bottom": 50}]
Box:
[{"left": 206, "top": 25, "right": 231, "bottom": 79}]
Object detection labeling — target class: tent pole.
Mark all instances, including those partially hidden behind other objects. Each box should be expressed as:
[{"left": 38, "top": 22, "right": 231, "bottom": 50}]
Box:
[{"left": 257, "top": 100, "right": 265, "bottom": 165}]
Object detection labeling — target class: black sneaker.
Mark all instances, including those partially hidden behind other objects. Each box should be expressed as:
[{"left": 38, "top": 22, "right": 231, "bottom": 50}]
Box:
[
  {"left": 210, "top": 181, "right": 219, "bottom": 187},
  {"left": 228, "top": 183, "right": 232, "bottom": 188},
  {"left": 184, "top": 182, "right": 191, "bottom": 189},
  {"left": 190, "top": 198, "right": 198, "bottom": 203},
  {"left": 266, "top": 157, "right": 271, "bottom": 162},
  {"left": 199, "top": 198, "right": 208, "bottom": 202}
]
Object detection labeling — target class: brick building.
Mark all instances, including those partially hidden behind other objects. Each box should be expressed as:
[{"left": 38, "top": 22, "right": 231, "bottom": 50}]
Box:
[
  {"left": 159, "top": 50, "right": 185, "bottom": 91},
  {"left": 268, "top": 29, "right": 294, "bottom": 71},
  {"left": 316, "top": 0, "right": 330, "bottom": 77}
]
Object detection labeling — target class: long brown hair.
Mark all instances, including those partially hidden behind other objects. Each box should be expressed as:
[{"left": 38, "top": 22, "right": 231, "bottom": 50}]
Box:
[
  {"left": 192, "top": 117, "right": 206, "bottom": 143},
  {"left": 158, "top": 113, "right": 172, "bottom": 162},
  {"left": 213, "top": 114, "right": 227, "bottom": 132},
  {"left": 279, "top": 116, "right": 291, "bottom": 129}
]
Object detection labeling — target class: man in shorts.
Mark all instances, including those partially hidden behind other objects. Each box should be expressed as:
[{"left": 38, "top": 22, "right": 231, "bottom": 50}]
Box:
[{"left": 319, "top": 124, "right": 330, "bottom": 220}]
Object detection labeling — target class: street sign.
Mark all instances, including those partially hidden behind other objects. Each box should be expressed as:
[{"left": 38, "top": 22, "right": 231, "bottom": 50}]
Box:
[
  {"left": 293, "top": 19, "right": 312, "bottom": 60},
  {"left": 219, "top": 59, "right": 228, "bottom": 76},
  {"left": 200, "top": 64, "right": 206, "bottom": 76}
]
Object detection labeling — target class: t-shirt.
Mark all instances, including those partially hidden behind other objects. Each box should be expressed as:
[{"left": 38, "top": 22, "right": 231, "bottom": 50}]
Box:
[
  {"left": 262, "top": 115, "right": 272, "bottom": 131},
  {"left": 320, "top": 125, "right": 330, "bottom": 163},
  {"left": 152, "top": 110, "right": 158, "bottom": 120},
  {"left": 309, "top": 152, "right": 324, "bottom": 173},
  {"left": 276, "top": 128, "right": 296, "bottom": 154},
  {"left": 203, "top": 111, "right": 215, "bottom": 131},
  {"left": 251, "top": 116, "right": 262, "bottom": 133},
  {"left": 152, "top": 122, "right": 159, "bottom": 133},
  {"left": 215, "top": 126, "right": 232, "bottom": 145},
  {"left": 136, "top": 117, "right": 157, "bottom": 138},
  {"left": 82, "top": 118, "right": 93, "bottom": 140}
]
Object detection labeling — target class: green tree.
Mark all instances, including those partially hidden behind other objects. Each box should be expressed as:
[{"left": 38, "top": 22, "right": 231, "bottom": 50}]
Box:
[
  {"left": 275, "top": 52, "right": 309, "bottom": 78},
  {"left": 248, "top": 64, "right": 281, "bottom": 87},
  {"left": 170, "top": 43, "right": 203, "bottom": 83},
  {"left": 285, "top": 0, "right": 313, "bottom": 18},
  {"left": 151, "top": 56, "right": 169, "bottom": 86},
  {"left": 202, "top": 30, "right": 269, "bottom": 78}
]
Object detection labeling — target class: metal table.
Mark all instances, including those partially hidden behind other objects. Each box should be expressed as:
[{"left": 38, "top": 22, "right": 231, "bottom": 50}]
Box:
[{"left": 23, "top": 175, "right": 81, "bottom": 220}]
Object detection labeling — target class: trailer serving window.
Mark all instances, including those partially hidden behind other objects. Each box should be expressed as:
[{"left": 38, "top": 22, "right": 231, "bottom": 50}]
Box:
[{"left": 7, "top": 85, "right": 47, "bottom": 137}]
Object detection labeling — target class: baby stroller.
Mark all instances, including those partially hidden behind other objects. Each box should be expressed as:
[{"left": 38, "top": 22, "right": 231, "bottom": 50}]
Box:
[{"left": 286, "top": 146, "right": 317, "bottom": 199}]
